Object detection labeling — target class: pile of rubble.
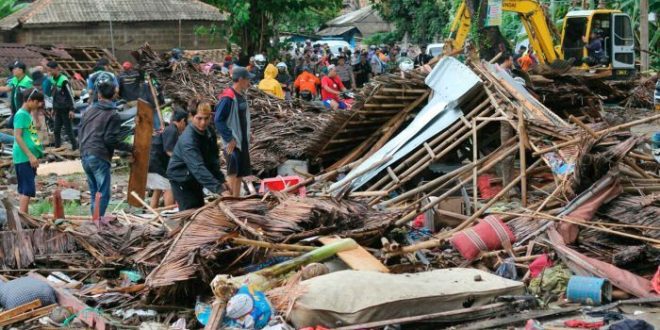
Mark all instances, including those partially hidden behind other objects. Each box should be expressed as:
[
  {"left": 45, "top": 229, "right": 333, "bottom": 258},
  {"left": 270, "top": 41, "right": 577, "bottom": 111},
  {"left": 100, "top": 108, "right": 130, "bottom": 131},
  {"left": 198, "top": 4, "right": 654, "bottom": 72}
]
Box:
[{"left": 0, "top": 50, "right": 659, "bottom": 330}]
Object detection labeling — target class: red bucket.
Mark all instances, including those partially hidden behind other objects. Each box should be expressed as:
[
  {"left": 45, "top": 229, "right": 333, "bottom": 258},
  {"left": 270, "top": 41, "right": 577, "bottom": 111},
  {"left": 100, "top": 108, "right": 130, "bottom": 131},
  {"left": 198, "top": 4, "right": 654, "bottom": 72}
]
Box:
[{"left": 450, "top": 215, "right": 516, "bottom": 260}]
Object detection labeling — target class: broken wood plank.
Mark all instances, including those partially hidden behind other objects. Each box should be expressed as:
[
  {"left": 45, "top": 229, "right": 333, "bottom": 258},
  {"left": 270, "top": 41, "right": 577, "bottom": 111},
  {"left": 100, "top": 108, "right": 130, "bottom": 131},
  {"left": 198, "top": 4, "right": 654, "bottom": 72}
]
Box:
[
  {"left": 319, "top": 236, "right": 389, "bottom": 273},
  {"left": 127, "top": 99, "right": 154, "bottom": 207},
  {"left": 0, "top": 299, "right": 41, "bottom": 321},
  {"left": 456, "top": 306, "right": 580, "bottom": 330},
  {"left": 0, "top": 304, "right": 56, "bottom": 327}
]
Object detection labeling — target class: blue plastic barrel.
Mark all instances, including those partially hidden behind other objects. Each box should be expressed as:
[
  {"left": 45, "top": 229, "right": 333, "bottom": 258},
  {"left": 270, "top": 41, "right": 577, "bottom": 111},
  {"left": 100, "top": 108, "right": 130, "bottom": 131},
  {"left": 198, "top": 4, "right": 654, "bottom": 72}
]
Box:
[{"left": 566, "top": 276, "right": 612, "bottom": 305}]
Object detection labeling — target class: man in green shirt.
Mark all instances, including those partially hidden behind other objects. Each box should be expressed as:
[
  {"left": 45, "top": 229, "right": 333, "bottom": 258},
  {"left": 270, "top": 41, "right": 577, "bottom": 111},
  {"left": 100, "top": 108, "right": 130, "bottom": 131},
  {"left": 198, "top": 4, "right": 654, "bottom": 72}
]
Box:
[
  {"left": 13, "top": 88, "right": 45, "bottom": 213},
  {"left": 0, "top": 61, "right": 34, "bottom": 129}
]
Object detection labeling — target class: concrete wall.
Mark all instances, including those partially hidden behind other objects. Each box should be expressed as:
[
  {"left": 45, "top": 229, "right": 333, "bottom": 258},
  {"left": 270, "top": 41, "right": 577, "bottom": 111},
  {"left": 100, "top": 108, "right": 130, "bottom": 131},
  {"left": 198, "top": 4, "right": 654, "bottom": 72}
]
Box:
[{"left": 12, "top": 21, "right": 227, "bottom": 52}]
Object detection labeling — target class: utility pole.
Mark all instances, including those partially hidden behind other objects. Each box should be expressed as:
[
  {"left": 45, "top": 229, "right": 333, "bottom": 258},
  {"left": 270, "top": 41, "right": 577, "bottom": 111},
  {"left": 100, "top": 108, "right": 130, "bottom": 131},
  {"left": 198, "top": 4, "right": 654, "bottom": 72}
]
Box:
[{"left": 640, "top": 0, "right": 649, "bottom": 72}]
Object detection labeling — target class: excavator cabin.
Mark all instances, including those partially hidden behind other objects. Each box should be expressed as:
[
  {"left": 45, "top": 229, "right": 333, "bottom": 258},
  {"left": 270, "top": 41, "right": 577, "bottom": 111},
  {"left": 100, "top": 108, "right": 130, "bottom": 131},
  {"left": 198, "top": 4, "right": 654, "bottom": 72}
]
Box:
[
  {"left": 560, "top": 10, "right": 635, "bottom": 79},
  {"left": 447, "top": 1, "right": 636, "bottom": 79}
]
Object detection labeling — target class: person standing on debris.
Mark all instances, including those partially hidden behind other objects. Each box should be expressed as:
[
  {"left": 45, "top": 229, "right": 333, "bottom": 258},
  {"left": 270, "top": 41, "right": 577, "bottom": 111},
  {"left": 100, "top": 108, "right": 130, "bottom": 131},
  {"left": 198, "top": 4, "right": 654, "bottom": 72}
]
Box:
[
  {"left": 118, "top": 61, "right": 142, "bottom": 103},
  {"left": 258, "top": 64, "right": 285, "bottom": 99},
  {"left": 321, "top": 65, "right": 348, "bottom": 110},
  {"left": 335, "top": 55, "right": 356, "bottom": 90},
  {"left": 294, "top": 66, "right": 321, "bottom": 101},
  {"left": 215, "top": 67, "right": 252, "bottom": 197},
  {"left": 87, "top": 59, "right": 118, "bottom": 105},
  {"left": 353, "top": 51, "right": 372, "bottom": 88},
  {"left": 370, "top": 50, "right": 385, "bottom": 76},
  {"left": 79, "top": 73, "right": 133, "bottom": 217},
  {"left": 168, "top": 102, "right": 224, "bottom": 209},
  {"left": 13, "top": 88, "right": 44, "bottom": 213},
  {"left": 147, "top": 109, "right": 188, "bottom": 209},
  {"left": 0, "top": 61, "right": 33, "bottom": 129},
  {"left": 46, "top": 61, "right": 78, "bottom": 150}
]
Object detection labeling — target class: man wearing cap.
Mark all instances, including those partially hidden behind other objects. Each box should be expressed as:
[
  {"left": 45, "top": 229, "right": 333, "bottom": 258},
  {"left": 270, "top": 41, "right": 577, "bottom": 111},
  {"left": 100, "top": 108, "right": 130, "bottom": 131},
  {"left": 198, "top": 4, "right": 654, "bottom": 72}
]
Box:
[
  {"left": 0, "top": 61, "right": 33, "bottom": 129},
  {"left": 118, "top": 61, "right": 141, "bottom": 102},
  {"left": 168, "top": 101, "right": 224, "bottom": 209},
  {"left": 79, "top": 72, "right": 133, "bottom": 217},
  {"left": 335, "top": 55, "right": 355, "bottom": 90},
  {"left": 214, "top": 67, "right": 252, "bottom": 197},
  {"left": 321, "top": 65, "right": 348, "bottom": 110},
  {"left": 46, "top": 61, "right": 77, "bottom": 150}
]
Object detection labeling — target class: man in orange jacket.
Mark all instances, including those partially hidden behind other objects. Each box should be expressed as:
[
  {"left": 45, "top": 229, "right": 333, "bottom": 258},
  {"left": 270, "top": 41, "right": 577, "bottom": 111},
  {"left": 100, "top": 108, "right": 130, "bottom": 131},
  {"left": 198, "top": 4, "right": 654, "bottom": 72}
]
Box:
[{"left": 294, "top": 66, "right": 320, "bottom": 101}]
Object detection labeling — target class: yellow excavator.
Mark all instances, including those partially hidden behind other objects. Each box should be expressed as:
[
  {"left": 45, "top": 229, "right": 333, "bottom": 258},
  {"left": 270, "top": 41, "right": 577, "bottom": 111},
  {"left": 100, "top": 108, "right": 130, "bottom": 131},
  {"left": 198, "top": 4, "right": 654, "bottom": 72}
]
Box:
[{"left": 447, "top": 0, "right": 636, "bottom": 79}]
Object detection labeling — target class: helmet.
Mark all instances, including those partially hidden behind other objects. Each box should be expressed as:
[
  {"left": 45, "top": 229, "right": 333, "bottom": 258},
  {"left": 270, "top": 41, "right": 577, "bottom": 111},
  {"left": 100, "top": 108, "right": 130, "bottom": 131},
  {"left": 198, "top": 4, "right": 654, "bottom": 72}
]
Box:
[
  {"left": 95, "top": 72, "right": 117, "bottom": 98},
  {"left": 276, "top": 62, "right": 287, "bottom": 70},
  {"left": 254, "top": 54, "right": 267, "bottom": 70}
]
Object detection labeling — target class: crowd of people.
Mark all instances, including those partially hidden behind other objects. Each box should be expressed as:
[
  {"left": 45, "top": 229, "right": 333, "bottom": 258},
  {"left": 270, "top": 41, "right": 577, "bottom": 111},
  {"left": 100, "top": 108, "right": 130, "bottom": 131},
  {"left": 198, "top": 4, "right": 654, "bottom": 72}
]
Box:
[
  {"left": 213, "top": 40, "right": 434, "bottom": 108},
  {"left": 0, "top": 41, "right": 436, "bottom": 215}
]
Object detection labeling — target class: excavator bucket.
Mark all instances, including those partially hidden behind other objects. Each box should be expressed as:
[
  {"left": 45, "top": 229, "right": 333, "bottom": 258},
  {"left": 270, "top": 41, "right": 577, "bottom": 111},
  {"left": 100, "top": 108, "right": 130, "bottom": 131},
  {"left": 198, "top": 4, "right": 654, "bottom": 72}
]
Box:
[{"left": 539, "top": 58, "right": 575, "bottom": 75}]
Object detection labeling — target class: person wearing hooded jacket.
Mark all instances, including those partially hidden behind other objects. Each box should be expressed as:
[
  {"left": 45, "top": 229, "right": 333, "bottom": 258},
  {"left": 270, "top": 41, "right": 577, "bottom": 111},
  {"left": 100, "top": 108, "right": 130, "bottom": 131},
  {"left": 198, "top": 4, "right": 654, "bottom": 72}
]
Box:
[{"left": 257, "top": 64, "right": 284, "bottom": 99}]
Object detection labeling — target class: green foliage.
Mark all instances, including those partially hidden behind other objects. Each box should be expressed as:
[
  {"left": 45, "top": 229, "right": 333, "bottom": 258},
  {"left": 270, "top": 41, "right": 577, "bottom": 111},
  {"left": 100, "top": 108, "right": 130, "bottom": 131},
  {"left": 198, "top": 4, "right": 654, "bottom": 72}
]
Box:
[
  {"left": 203, "top": 0, "right": 342, "bottom": 56},
  {"left": 278, "top": 3, "right": 342, "bottom": 34},
  {"left": 194, "top": 24, "right": 224, "bottom": 44},
  {"left": 0, "top": 0, "right": 27, "bottom": 19},
  {"left": 363, "top": 32, "right": 399, "bottom": 46},
  {"left": 371, "top": 0, "right": 453, "bottom": 44},
  {"left": 29, "top": 200, "right": 89, "bottom": 217}
]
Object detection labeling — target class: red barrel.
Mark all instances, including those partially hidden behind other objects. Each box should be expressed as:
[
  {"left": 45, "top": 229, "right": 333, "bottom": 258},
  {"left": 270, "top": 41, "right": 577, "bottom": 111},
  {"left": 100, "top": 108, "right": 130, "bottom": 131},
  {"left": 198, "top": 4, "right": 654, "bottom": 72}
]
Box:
[{"left": 450, "top": 215, "right": 516, "bottom": 260}]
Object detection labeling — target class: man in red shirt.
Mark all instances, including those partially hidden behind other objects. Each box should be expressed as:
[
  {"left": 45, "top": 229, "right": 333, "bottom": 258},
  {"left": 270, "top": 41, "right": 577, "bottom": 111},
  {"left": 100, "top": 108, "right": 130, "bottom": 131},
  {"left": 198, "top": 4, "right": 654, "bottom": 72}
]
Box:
[{"left": 321, "top": 65, "right": 348, "bottom": 110}]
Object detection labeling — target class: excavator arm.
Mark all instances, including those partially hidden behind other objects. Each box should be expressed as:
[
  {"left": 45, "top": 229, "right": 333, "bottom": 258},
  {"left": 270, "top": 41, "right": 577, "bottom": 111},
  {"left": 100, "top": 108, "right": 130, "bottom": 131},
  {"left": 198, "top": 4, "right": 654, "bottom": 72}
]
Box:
[{"left": 448, "top": 0, "right": 562, "bottom": 64}]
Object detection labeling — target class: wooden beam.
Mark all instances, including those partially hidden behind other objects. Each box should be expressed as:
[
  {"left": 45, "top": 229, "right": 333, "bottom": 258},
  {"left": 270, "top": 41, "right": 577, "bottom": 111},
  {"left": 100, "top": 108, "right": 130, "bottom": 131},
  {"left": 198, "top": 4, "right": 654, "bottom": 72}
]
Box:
[
  {"left": 319, "top": 237, "right": 389, "bottom": 273},
  {"left": 127, "top": 99, "right": 154, "bottom": 207},
  {"left": 0, "top": 300, "right": 41, "bottom": 321}
]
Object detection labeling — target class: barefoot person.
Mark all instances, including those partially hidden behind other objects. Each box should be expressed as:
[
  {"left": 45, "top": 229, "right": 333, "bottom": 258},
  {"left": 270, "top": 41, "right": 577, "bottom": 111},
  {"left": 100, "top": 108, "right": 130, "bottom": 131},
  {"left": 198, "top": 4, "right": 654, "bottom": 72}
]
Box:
[{"left": 12, "top": 88, "right": 44, "bottom": 213}]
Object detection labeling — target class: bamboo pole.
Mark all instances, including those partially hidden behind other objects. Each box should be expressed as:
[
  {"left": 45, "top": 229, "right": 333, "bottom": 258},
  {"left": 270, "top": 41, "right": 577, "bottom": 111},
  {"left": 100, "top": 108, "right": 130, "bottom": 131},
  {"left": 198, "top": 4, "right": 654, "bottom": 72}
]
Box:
[
  {"left": 534, "top": 112, "right": 660, "bottom": 156},
  {"left": 518, "top": 107, "right": 528, "bottom": 207},
  {"left": 472, "top": 118, "right": 479, "bottom": 209},
  {"left": 230, "top": 237, "right": 314, "bottom": 251},
  {"left": 493, "top": 210, "right": 660, "bottom": 245},
  {"left": 394, "top": 159, "right": 543, "bottom": 254},
  {"left": 569, "top": 115, "right": 653, "bottom": 180},
  {"left": 130, "top": 191, "right": 172, "bottom": 231},
  {"left": 145, "top": 73, "right": 164, "bottom": 130}
]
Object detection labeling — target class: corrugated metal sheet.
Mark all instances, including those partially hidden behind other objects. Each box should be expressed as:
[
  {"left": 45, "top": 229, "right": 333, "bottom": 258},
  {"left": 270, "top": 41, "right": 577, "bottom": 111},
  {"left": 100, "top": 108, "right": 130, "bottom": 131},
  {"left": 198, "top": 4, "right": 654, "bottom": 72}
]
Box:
[
  {"left": 0, "top": 0, "right": 226, "bottom": 30},
  {"left": 331, "top": 57, "right": 483, "bottom": 192}
]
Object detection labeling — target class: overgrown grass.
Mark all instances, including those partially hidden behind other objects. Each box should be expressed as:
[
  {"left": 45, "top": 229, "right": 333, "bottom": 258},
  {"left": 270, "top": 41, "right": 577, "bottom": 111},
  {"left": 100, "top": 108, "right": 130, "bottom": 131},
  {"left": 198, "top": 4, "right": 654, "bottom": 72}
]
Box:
[{"left": 29, "top": 199, "right": 130, "bottom": 217}]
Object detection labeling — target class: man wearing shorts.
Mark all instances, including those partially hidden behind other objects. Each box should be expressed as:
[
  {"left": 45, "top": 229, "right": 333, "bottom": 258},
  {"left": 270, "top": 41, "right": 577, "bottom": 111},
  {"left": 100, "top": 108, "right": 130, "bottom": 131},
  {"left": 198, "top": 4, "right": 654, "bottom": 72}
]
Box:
[
  {"left": 321, "top": 65, "right": 348, "bottom": 110},
  {"left": 147, "top": 109, "right": 187, "bottom": 209},
  {"left": 12, "top": 88, "right": 44, "bottom": 213},
  {"left": 215, "top": 67, "right": 252, "bottom": 197}
]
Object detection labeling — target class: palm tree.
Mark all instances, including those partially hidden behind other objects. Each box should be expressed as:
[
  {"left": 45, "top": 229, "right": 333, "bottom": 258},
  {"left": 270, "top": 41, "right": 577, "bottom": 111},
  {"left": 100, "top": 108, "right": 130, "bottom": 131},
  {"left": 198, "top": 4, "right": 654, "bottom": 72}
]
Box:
[{"left": 0, "top": 0, "right": 28, "bottom": 19}]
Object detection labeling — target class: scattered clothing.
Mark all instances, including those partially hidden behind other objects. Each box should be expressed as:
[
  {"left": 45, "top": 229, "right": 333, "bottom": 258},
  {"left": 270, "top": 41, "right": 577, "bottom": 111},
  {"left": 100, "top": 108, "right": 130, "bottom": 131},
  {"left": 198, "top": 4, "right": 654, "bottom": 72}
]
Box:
[
  {"left": 564, "top": 319, "right": 606, "bottom": 329},
  {"left": 609, "top": 320, "right": 655, "bottom": 330}
]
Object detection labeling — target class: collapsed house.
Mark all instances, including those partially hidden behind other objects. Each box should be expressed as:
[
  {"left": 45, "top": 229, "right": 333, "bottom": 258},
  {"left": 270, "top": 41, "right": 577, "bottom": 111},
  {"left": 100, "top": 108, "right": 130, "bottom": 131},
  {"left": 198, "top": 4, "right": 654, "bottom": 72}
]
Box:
[{"left": 0, "top": 47, "right": 659, "bottom": 329}]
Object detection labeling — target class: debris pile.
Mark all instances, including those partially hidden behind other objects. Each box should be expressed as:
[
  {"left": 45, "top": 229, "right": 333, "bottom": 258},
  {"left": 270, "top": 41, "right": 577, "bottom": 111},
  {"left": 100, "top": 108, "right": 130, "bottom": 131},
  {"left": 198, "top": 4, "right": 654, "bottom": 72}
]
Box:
[{"left": 1, "top": 50, "right": 660, "bottom": 330}]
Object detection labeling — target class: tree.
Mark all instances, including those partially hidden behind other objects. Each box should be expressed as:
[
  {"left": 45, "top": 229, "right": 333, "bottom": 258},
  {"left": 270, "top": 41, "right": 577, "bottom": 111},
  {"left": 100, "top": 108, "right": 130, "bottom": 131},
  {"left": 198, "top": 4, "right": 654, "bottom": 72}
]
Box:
[
  {"left": 203, "top": 0, "right": 342, "bottom": 60},
  {"left": 371, "top": 0, "right": 453, "bottom": 45},
  {"left": 0, "top": 0, "right": 27, "bottom": 19}
]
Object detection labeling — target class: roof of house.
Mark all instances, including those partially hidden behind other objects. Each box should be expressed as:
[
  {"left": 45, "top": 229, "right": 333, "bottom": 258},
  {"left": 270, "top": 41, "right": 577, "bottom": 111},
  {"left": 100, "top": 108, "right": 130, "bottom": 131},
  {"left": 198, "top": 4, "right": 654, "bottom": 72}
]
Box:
[
  {"left": 0, "top": 0, "right": 226, "bottom": 31},
  {"left": 326, "top": 5, "right": 380, "bottom": 26},
  {"left": 320, "top": 5, "right": 391, "bottom": 37}
]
